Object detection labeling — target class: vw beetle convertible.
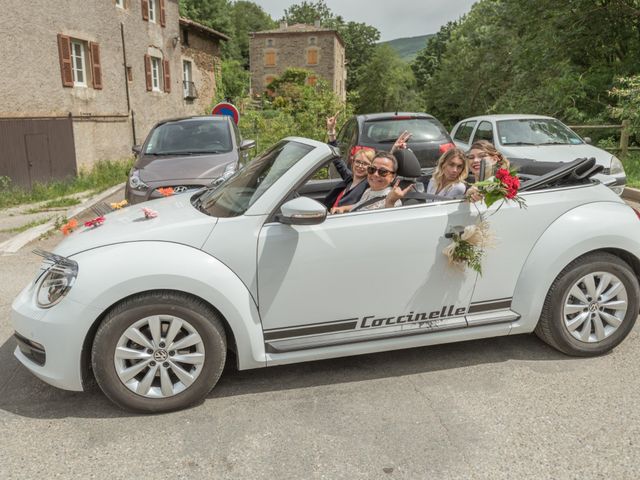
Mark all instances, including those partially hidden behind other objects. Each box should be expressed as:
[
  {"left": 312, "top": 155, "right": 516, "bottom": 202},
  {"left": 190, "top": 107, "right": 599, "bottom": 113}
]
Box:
[{"left": 12, "top": 138, "right": 640, "bottom": 413}]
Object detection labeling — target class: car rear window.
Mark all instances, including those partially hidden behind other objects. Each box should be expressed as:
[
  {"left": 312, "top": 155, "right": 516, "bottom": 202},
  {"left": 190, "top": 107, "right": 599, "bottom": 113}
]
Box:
[
  {"left": 145, "top": 119, "right": 233, "bottom": 155},
  {"left": 361, "top": 118, "right": 448, "bottom": 143}
]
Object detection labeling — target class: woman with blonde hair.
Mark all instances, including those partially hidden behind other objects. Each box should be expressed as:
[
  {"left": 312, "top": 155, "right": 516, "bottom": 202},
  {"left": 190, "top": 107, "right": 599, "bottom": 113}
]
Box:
[{"left": 426, "top": 147, "right": 468, "bottom": 198}]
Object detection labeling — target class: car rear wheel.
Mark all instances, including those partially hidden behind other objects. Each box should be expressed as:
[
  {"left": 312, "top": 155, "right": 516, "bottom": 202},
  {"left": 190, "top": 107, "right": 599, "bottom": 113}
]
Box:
[
  {"left": 535, "top": 252, "right": 639, "bottom": 356},
  {"left": 92, "top": 291, "right": 226, "bottom": 413}
]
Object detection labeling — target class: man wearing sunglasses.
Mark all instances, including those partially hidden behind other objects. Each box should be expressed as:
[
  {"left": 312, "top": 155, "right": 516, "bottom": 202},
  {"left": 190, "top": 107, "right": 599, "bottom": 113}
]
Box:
[{"left": 331, "top": 152, "right": 414, "bottom": 214}]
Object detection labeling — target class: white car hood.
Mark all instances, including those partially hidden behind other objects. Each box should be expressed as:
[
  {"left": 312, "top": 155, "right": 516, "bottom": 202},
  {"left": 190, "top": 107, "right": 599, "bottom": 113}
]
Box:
[
  {"left": 55, "top": 195, "right": 217, "bottom": 257},
  {"left": 501, "top": 144, "right": 612, "bottom": 166}
]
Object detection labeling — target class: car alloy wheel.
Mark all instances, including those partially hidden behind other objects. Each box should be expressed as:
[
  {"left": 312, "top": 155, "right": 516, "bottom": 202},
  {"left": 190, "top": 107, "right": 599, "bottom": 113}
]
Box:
[
  {"left": 562, "top": 271, "right": 628, "bottom": 343},
  {"left": 535, "top": 252, "right": 639, "bottom": 356},
  {"left": 114, "top": 315, "right": 206, "bottom": 398},
  {"left": 92, "top": 291, "right": 227, "bottom": 413}
]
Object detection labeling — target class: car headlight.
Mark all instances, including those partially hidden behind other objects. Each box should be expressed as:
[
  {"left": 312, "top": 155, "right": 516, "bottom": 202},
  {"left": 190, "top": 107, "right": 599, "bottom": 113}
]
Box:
[
  {"left": 610, "top": 156, "right": 625, "bottom": 176},
  {"left": 35, "top": 260, "right": 78, "bottom": 308},
  {"left": 129, "top": 168, "right": 149, "bottom": 191}
]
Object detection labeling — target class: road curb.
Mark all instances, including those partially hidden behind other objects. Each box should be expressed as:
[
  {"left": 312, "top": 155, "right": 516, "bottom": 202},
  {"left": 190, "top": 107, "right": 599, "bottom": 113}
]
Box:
[
  {"left": 0, "top": 183, "right": 125, "bottom": 255},
  {"left": 622, "top": 187, "right": 640, "bottom": 203}
]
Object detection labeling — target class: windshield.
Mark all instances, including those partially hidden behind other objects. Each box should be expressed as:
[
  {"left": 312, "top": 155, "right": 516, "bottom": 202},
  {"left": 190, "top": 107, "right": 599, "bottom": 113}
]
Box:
[
  {"left": 497, "top": 119, "right": 583, "bottom": 146},
  {"left": 145, "top": 119, "right": 232, "bottom": 155},
  {"left": 362, "top": 118, "right": 448, "bottom": 143},
  {"left": 195, "top": 140, "right": 314, "bottom": 218}
]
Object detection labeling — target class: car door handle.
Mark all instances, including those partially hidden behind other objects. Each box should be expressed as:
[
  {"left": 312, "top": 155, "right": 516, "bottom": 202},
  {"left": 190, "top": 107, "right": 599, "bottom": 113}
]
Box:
[{"left": 445, "top": 226, "right": 465, "bottom": 239}]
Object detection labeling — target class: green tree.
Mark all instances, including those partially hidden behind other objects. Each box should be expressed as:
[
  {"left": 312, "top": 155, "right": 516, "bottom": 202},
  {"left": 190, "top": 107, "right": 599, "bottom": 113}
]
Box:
[
  {"left": 217, "top": 59, "right": 251, "bottom": 104},
  {"left": 355, "top": 44, "right": 422, "bottom": 114},
  {"left": 179, "top": 0, "right": 234, "bottom": 37},
  {"left": 240, "top": 68, "right": 349, "bottom": 153},
  {"left": 229, "top": 1, "right": 277, "bottom": 65},
  {"left": 282, "top": 0, "right": 335, "bottom": 24}
]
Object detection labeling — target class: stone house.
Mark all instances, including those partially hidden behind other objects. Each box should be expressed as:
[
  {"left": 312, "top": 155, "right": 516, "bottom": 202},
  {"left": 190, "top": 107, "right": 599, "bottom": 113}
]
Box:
[
  {"left": 249, "top": 22, "right": 346, "bottom": 101},
  {"left": 0, "top": 0, "right": 228, "bottom": 188}
]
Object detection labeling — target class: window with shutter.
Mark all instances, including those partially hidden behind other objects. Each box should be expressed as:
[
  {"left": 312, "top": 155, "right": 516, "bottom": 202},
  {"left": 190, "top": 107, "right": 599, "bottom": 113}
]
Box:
[
  {"left": 142, "top": 0, "right": 149, "bottom": 20},
  {"left": 306, "top": 48, "right": 318, "bottom": 65},
  {"left": 163, "top": 59, "right": 171, "bottom": 93},
  {"left": 264, "top": 50, "right": 276, "bottom": 67},
  {"left": 144, "top": 54, "right": 152, "bottom": 91},
  {"left": 159, "top": 0, "right": 166, "bottom": 27},
  {"left": 57, "top": 34, "right": 74, "bottom": 87},
  {"left": 89, "top": 42, "right": 102, "bottom": 89}
]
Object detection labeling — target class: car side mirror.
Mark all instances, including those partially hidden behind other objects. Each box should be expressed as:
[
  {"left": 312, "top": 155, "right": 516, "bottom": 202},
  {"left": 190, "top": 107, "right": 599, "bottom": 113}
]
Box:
[
  {"left": 132, "top": 144, "right": 142, "bottom": 155},
  {"left": 583, "top": 137, "right": 592, "bottom": 144},
  {"left": 276, "top": 197, "right": 327, "bottom": 225},
  {"left": 240, "top": 139, "right": 256, "bottom": 151}
]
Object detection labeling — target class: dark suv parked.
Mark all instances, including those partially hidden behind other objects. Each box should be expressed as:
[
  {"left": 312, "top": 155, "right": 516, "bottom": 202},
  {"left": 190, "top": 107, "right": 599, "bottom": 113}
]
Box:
[{"left": 335, "top": 112, "right": 454, "bottom": 168}]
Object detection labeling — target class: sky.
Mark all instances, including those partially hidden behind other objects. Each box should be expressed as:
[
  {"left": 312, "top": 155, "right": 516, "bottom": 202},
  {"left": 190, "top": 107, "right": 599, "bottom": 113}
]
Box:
[{"left": 249, "top": 0, "right": 478, "bottom": 41}]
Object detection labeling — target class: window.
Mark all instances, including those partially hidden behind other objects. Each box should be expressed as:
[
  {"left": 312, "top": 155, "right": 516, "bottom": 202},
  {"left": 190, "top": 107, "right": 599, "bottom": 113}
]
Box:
[
  {"left": 474, "top": 121, "right": 494, "bottom": 143},
  {"left": 142, "top": 0, "right": 165, "bottom": 26},
  {"left": 181, "top": 28, "right": 189, "bottom": 46},
  {"left": 148, "top": 0, "right": 156, "bottom": 22},
  {"left": 309, "top": 36, "right": 317, "bottom": 45},
  {"left": 183, "top": 60, "right": 196, "bottom": 99},
  {"left": 145, "top": 54, "right": 170, "bottom": 92},
  {"left": 306, "top": 48, "right": 318, "bottom": 65},
  {"left": 71, "top": 40, "right": 87, "bottom": 86},
  {"left": 57, "top": 34, "right": 102, "bottom": 89},
  {"left": 453, "top": 121, "right": 476, "bottom": 144},
  {"left": 115, "top": 0, "right": 124, "bottom": 8},
  {"left": 264, "top": 50, "right": 276, "bottom": 67},
  {"left": 151, "top": 57, "right": 161, "bottom": 90},
  {"left": 266, "top": 38, "right": 274, "bottom": 47}
]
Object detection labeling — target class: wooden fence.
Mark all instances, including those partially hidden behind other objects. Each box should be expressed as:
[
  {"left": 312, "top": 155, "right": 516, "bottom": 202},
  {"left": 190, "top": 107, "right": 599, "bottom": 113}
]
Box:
[{"left": 568, "top": 119, "right": 638, "bottom": 157}]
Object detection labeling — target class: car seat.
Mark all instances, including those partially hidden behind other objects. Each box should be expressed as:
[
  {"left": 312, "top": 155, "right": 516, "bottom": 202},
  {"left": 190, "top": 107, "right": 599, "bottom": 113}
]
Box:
[{"left": 393, "top": 149, "right": 425, "bottom": 205}]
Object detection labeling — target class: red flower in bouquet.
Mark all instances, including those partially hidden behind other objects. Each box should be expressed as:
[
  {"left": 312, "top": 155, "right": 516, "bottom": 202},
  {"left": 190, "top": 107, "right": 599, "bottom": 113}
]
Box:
[{"left": 475, "top": 168, "right": 526, "bottom": 209}]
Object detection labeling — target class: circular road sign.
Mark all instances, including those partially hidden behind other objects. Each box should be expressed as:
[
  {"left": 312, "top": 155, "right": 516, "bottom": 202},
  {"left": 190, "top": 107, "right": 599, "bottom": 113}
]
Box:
[{"left": 212, "top": 102, "right": 240, "bottom": 124}]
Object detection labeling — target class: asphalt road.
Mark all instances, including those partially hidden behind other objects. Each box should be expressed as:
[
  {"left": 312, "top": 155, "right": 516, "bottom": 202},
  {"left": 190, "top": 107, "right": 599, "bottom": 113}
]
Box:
[{"left": 1, "top": 226, "right": 640, "bottom": 479}]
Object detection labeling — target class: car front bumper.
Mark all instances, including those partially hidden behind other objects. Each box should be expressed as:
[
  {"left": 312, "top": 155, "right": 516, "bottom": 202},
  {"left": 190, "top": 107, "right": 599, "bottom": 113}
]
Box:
[{"left": 11, "top": 283, "right": 103, "bottom": 392}]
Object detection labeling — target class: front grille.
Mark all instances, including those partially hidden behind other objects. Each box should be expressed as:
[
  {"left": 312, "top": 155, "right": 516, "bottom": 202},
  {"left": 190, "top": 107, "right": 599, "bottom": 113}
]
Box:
[{"left": 14, "top": 332, "right": 46, "bottom": 366}]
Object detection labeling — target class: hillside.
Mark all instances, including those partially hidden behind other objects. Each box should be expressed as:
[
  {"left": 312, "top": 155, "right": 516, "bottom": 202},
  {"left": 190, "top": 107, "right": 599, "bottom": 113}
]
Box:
[{"left": 381, "top": 34, "right": 435, "bottom": 62}]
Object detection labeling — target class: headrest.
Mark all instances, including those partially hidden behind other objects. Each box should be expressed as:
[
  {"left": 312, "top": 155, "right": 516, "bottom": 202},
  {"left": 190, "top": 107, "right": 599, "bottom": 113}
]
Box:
[{"left": 393, "top": 149, "right": 422, "bottom": 178}]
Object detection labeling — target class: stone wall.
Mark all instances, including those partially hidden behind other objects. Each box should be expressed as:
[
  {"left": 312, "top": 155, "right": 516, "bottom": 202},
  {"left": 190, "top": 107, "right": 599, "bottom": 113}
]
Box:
[{"left": 250, "top": 30, "right": 346, "bottom": 101}]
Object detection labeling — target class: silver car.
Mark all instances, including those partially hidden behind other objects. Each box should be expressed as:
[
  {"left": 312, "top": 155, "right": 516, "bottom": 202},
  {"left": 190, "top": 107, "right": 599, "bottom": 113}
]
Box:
[
  {"left": 451, "top": 114, "right": 626, "bottom": 194},
  {"left": 126, "top": 115, "right": 255, "bottom": 204}
]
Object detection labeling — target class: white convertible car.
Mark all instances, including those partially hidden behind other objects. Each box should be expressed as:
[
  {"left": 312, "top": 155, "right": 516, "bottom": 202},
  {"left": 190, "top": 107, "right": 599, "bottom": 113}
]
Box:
[{"left": 11, "top": 138, "right": 640, "bottom": 412}]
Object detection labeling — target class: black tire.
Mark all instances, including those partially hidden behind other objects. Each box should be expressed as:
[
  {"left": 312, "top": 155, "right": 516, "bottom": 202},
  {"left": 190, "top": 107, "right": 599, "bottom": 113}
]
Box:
[
  {"left": 535, "top": 252, "right": 639, "bottom": 356},
  {"left": 92, "top": 291, "right": 226, "bottom": 413}
]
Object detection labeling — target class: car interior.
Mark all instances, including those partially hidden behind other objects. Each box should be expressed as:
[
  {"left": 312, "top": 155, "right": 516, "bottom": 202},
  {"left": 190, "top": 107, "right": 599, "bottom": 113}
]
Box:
[{"left": 295, "top": 151, "right": 605, "bottom": 210}]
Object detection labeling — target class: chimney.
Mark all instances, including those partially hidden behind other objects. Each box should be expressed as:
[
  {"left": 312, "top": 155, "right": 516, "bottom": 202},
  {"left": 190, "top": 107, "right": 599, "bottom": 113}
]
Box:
[
  {"left": 280, "top": 20, "right": 287, "bottom": 30},
  {"left": 314, "top": 19, "right": 321, "bottom": 28}
]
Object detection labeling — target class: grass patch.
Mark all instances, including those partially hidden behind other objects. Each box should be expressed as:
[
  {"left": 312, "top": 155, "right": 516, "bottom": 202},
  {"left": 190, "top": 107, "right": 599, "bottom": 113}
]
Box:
[
  {"left": 24, "top": 197, "right": 81, "bottom": 214},
  {"left": 0, "top": 216, "right": 52, "bottom": 234},
  {"left": 0, "top": 158, "right": 133, "bottom": 210},
  {"left": 622, "top": 153, "right": 640, "bottom": 188}
]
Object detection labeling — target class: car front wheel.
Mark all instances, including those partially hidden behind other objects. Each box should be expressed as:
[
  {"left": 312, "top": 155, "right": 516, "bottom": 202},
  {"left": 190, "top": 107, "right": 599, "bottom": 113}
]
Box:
[
  {"left": 535, "top": 252, "right": 639, "bottom": 356},
  {"left": 92, "top": 291, "right": 226, "bottom": 413}
]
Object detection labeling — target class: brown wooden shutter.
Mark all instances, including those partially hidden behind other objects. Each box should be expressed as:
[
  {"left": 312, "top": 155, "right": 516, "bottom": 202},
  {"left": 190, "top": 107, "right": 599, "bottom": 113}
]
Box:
[
  {"left": 144, "top": 54, "right": 152, "bottom": 91},
  {"left": 159, "top": 0, "right": 166, "bottom": 27},
  {"left": 57, "top": 34, "right": 73, "bottom": 87},
  {"left": 163, "top": 59, "right": 171, "bottom": 92},
  {"left": 89, "top": 42, "right": 103, "bottom": 89},
  {"left": 141, "top": 0, "right": 149, "bottom": 20}
]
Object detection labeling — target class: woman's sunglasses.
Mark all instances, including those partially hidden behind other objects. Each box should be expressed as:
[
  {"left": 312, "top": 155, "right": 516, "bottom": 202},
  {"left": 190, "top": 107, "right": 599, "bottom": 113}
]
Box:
[{"left": 367, "top": 166, "right": 395, "bottom": 177}]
